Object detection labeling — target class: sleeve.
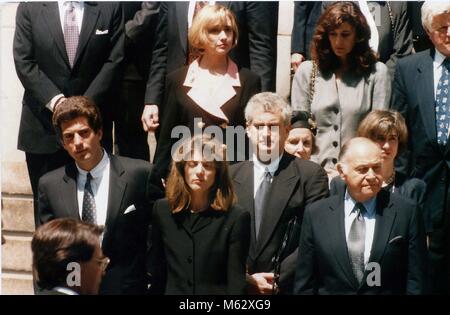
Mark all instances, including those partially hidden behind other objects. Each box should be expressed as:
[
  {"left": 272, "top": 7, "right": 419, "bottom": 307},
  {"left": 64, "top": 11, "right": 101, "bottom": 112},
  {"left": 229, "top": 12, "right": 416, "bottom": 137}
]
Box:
[
  {"left": 304, "top": 164, "right": 330, "bottom": 206},
  {"left": 148, "top": 201, "right": 167, "bottom": 295},
  {"left": 13, "top": 3, "right": 63, "bottom": 111},
  {"left": 372, "top": 63, "right": 392, "bottom": 110},
  {"left": 227, "top": 210, "right": 251, "bottom": 295},
  {"left": 245, "top": 1, "right": 278, "bottom": 92},
  {"left": 125, "top": 2, "right": 160, "bottom": 45},
  {"left": 290, "top": 1, "right": 311, "bottom": 55},
  {"left": 84, "top": 3, "right": 125, "bottom": 105},
  {"left": 291, "top": 61, "right": 313, "bottom": 111},
  {"left": 144, "top": 2, "right": 168, "bottom": 107},
  {"left": 37, "top": 178, "right": 55, "bottom": 227}
]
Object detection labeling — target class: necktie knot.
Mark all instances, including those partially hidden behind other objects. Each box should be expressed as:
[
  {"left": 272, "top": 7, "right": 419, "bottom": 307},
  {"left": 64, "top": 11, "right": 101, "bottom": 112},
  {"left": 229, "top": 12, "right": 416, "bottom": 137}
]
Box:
[
  {"left": 263, "top": 169, "right": 272, "bottom": 183},
  {"left": 443, "top": 58, "right": 450, "bottom": 71},
  {"left": 354, "top": 202, "right": 366, "bottom": 220}
]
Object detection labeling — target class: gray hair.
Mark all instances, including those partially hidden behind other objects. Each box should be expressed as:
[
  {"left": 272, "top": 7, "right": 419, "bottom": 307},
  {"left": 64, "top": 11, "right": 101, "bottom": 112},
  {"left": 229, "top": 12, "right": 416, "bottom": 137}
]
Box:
[
  {"left": 421, "top": 1, "right": 450, "bottom": 32},
  {"left": 244, "top": 92, "right": 292, "bottom": 125}
]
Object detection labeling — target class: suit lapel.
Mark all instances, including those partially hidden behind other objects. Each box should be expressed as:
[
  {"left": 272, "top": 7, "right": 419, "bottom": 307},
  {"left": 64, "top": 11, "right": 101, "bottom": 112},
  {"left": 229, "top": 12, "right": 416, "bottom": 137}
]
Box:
[
  {"left": 325, "top": 195, "right": 360, "bottom": 290},
  {"left": 41, "top": 2, "right": 71, "bottom": 69},
  {"left": 73, "top": 3, "right": 99, "bottom": 68},
  {"left": 255, "top": 155, "right": 298, "bottom": 258},
  {"left": 62, "top": 163, "right": 81, "bottom": 220},
  {"left": 103, "top": 156, "right": 127, "bottom": 250},
  {"left": 176, "top": 2, "right": 189, "bottom": 56}
]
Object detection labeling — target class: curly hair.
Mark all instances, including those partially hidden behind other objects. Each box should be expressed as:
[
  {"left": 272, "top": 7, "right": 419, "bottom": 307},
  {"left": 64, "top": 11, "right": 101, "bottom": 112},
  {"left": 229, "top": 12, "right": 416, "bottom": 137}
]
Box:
[{"left": 311, "top": 1, "right": 377, "bottom": 77}]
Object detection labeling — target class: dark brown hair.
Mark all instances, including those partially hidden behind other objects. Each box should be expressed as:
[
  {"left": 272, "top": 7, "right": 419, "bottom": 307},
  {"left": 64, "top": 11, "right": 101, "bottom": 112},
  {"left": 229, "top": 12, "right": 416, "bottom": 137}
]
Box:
[
  {"left": 357, "top": 110, "right": 408, "bottom": 153},
  {"left": 166, "top": 134, "right": 236, "bottom": 213},
  {"left": 311, "top": 1, "right": 377, "bottom": 77},
  {"left": 31, "top": 218, "right": 103, "bottom": 290},
  {"left": 52, "top": 96, "right": 102, "bottom": 140}
]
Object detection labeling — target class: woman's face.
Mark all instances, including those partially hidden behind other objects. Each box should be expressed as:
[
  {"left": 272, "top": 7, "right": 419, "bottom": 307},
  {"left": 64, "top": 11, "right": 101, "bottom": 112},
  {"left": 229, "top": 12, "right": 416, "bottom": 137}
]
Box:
[
  {"left": 374, "top": 131, "right": 399, "bottom": 165},
  {"left": 328, "top": 22, "right": 356, "bottom": 60},
  {"left": 203, "top": 18, "right": 234, "bottom": 57},
  {"left": 285, "top": 128, "right": 314, "bottom": 160},
  {"left": 184, "top": 150, "right": 216, "bottom": 195}
]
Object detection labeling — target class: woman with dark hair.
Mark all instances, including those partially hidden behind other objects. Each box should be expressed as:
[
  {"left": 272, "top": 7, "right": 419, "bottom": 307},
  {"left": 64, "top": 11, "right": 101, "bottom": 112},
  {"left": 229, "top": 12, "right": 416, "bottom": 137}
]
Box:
[
  {"left": 285, "top": 110, "right": 318, "bottom": 160},
  {"left": 149, "top": 135, "right": 251, "bottom": 295},
  {"left": 330, "top": 110, "right": 432, "bottom": 235},
  {"left": 291, "top": 1, "right": 391, "bottom": 179}
]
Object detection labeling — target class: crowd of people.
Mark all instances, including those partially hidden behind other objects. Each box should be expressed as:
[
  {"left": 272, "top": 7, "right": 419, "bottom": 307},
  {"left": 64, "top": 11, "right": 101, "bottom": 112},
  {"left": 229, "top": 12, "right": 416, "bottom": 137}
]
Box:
[{"left": 9, "top": 1, "right": 450, "bottom": 295}]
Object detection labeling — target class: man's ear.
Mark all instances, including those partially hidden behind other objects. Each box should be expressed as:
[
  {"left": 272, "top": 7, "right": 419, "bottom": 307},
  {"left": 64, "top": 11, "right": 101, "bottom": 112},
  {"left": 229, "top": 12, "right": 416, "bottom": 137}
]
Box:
[
  {"left": 337, "top": 162, "right": 346, "bottom": 180},
  {"left": 98, "top": 129, "right": 103, "bottom": 141}
]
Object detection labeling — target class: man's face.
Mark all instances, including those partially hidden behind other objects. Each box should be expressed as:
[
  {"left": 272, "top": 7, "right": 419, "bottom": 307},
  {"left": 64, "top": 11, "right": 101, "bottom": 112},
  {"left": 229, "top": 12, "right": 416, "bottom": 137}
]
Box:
[
  {"left": 61, "top": 117, "right": 103, "bottom": 170},
  {"left": 246, "top": 109, "right": 290, "bottom": 164},
  {"left": 427, "top": 12, "right": 450, "bottom": 57},
  {"left": 338, "top": 142, "right": 383, "bottom": 203}
]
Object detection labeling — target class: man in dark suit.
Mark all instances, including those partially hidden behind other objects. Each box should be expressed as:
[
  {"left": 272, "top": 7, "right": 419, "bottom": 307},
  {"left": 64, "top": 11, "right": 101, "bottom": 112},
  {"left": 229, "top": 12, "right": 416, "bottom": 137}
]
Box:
[
  {"left": 391, "top": 1, "right": 450, "bottom": 293},
  {"left": 294, "top": 138, "right": 427, "bottom": 294},
  {"left": 13, "top": 2, "right": 124, "bottom": 226},
  {"left": 141, "top": 1, "right": 278, "bottom": 134},
  {"left": 229, "top": 92, "right": 329, "bottom": 294},
  {"left": 37, "top": 96, "right": 162, "bottom": 295}
]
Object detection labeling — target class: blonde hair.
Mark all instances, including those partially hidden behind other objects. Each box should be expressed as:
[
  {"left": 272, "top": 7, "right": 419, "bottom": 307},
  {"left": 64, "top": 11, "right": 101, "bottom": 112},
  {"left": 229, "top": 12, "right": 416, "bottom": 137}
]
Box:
[{"left": 188, "top": 4, "right": 239, "bottom": 54}]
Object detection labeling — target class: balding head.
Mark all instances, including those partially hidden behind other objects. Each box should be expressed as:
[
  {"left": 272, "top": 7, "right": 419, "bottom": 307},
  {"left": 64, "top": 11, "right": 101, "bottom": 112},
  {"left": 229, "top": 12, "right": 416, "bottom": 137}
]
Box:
[{"left": 337, "top": 137, "right": 383, "bottom": 202}]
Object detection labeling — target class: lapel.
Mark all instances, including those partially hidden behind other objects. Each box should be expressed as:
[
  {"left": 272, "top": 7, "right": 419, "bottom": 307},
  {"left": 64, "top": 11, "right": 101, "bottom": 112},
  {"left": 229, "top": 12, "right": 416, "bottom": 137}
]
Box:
[
  {"left": 73, "top": 2, "right": 99, "bottom": 68},
  {"left": 103, "top": 155, "right": 127, "bottom": 249},
  {"left": 325, "top": 195, "right": 360, "bottom": 290},
  {"left": 41, "top": 2, "right": 71, "bottom": 69},
  {"left": 255, "top": 154, "right": 299, "bottom": 259},
  {"left": 173, "top": 209, "right": 214, "bottom": 238},
  {"left": 417, "top": 49, "right": 439, "bottom": 151},
  {"left": 232, "top": 161, "right": 257, "bottom": 258},
  {"left": 175, "top": 2, "right": 189, "bottom": 56},
  {"left": 61, "top": 163, "right": 81, "bottom": 220}
]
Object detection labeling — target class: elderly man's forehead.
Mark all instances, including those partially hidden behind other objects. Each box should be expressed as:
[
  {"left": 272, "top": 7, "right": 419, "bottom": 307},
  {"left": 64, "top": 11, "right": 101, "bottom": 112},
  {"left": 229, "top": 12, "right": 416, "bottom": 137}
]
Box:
[{"left": 432, "top": 11, "right": 450, "bottom": 26}]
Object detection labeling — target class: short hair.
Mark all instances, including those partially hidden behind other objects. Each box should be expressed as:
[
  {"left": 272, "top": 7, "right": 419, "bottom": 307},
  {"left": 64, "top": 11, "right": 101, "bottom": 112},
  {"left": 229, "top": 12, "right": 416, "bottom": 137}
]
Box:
[
  {"left": 311, "top": 1, "right": 377, "bottom": 77},
  {"left": 31, "top": 218, "right": 104, "bottom": 290},
  {"left": 188, "top": 4, "right": 239, "bottom": 54},
  {"left": 339, "top": 137, "right": 379, "bottom": 163},
  {"left": 245, "top": 92, "right": 292, "bottom": 126},
  {"left": 421, "top": 1, "right": 450, "bottom": 32},
  {"left": 166, "top": 134, "right": 236, "bottom": 213},
  {"left": 357, "top": 110, "right": 408, "bottom": 153},
  {"left": 52, "top": 96, "right": 102, "bottom": 140}
]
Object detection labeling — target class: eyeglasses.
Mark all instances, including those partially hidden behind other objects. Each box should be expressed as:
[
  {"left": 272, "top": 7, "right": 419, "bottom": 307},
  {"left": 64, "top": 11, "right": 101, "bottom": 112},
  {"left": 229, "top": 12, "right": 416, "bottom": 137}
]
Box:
[{"left": 95, "top": 257, "right": 110, "bottom": 272}]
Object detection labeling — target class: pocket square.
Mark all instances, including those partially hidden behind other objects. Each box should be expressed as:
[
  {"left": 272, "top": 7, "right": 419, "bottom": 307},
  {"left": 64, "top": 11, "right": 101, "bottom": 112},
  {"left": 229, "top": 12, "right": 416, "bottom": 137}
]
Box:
[
  {"left": 95, "top": 29, "right": 109, "bottom": 35},
  {"left": 388, "top": 235, "right": 404, "bottom": 244},
  {"left": 124, "top": 204, "right": 136, "bottom": 214}
]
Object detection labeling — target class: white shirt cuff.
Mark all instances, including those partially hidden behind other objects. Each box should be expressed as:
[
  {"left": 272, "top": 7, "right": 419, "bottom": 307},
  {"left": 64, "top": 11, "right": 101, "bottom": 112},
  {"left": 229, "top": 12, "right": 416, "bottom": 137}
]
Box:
[{"left": 46, "top": 94, "right": 65, "bottom": 112}]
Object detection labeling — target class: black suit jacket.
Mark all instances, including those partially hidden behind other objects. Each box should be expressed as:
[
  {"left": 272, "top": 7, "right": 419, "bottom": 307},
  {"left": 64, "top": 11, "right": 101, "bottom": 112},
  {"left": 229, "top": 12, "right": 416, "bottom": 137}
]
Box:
[
  {"left": 149, "top": 199, "right": 251, "bottom": 295},
  {"left": 13, "top": 2, "right": 124, "bottom": 154},
  {"left": 391, "top": 49, "right": 450, "bottom": 227},
  {"left": 37, "top": 155, "right": 158, "bottom": 294},
  {"left": 294, "top": 189, "right": 427, "bottom": 294},
  {"left": 144, "top": 1, "right": 278, "bottom": 108},
  {"left": 229, "top": 153, "right": 329, "bottom": 293}
]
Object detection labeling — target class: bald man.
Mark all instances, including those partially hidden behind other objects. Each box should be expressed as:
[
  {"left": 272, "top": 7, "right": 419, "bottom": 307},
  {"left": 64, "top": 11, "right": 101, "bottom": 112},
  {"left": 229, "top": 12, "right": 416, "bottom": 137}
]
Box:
[{"left": 294, "top": 137, "right": 427, "bottom": 294}]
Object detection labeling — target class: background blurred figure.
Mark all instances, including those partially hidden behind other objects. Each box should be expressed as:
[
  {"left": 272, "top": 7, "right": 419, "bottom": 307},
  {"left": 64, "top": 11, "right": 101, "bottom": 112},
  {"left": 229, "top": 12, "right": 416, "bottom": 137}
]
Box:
[
  {"left": 32, "top": 218, "right": 107, "bottom": 295},
  {"left": 291, "top": 1, "right": 390, "bottom": 180},
  {"left": 391, "top": 1, "right": 450, "bottom": 293},
  {"left": 153, "top": 4, "right": 261, "bottom": 180},
  {"left": 285, "top": 110, "right": 318, "bottom": 160},
  {"left": 408, "top": 1, "right": 433, "bottom": 52},
  {"left": 149, "top": 135, "right": 250, "bottom": 295}
]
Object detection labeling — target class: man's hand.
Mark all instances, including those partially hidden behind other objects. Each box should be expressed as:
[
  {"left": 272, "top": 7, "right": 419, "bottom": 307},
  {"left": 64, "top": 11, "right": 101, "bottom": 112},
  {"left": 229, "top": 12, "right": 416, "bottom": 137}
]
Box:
[
  {"left": 141, "top": 104, "right": 160, "bottom": 132},
  {"left": 291, "top": 53, "right": 306, "bottom": 74},
  {"left": 246, "top": 272, "right": 275, "bottom": 295}
]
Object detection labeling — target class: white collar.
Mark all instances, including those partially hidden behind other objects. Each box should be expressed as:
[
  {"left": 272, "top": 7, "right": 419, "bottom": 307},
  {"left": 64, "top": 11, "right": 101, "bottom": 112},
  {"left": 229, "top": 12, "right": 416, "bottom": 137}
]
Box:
[
  {"left": 344, "top": 189, "right": 376, "bottom": 217},
  {"left": 76, "top": 149, "right": 109, "bottom": 179},
  {"left": 252, "top": 153, "right": 283, "bottom": 175},
  {"left": 433, "top": 49, "right": 448, "bottom": 71}
]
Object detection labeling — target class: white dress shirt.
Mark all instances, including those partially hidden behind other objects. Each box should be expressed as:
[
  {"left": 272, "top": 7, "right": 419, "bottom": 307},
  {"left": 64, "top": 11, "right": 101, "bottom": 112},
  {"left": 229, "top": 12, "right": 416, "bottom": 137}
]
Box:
[
  {"left": 252, "top": 153, "right": 282, "bottom": 198},
  {"left": 344, "top": 190, "right": 377, "bottom": 266},
  {"left": 188, "top": 0, "right": 216, "bottom": 28},
  {"left": 433, "top": 49, "right": 448, "bottom": 100},
  {"left": 76, "top": 150, "right": 110, "bottom": 227}
]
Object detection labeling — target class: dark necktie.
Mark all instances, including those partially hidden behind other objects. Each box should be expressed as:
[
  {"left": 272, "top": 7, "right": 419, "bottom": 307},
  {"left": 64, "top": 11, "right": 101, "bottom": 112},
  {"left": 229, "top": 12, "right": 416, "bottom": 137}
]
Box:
[
  {"left": 255, "top": 169, "right": 272, "bottom": 240},
  {"left": 436, "top": 58, "right": 450, "bottom": 146},
  {"left": 347, "top": 202, "right": 366, "bottom": 284},
  {"left": 82, "top": 173, "right": 97, "bottom": 224},
  {"left": 64, "top": 2, "right": 79, "bottom": 68}
]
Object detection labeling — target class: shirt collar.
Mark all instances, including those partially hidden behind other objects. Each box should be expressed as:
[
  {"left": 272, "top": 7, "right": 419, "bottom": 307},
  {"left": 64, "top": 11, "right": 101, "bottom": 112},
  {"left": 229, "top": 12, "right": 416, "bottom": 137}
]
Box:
[
  {"left": 61, "top": 1, "right": 83, "bottom": 9},
  {"left": 53, "top": 286, "right": 79, "bottom": 295},
  {"left": 433, "top": 49, "right": 448, "bottom": 72},
  {"left": 252, "top": 152, "right": 283, "bottom": 176},
  {"left": 183, "top": 57, "right": 241, "bottom": 88},
  {"left": 76, "top": 149, "right": 109, "bottom": 179},
  {"left": 344, "top": 189, "right": 376, "bottom": 217}
]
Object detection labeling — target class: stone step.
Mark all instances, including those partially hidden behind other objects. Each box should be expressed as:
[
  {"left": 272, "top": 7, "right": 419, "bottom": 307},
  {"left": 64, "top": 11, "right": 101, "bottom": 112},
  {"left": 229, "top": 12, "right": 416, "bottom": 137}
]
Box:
[
  {"left": 1, "top": 272, "right": 34, "bottom": 295},
  {"left": 2, "top": 196, "right": 35, "bottom": 233},
  {"left": 1, "top": 161, "right": 32, "bottom": 195},
  {"left": 2, "top": 233, "right": 33, "bottom": 272}
]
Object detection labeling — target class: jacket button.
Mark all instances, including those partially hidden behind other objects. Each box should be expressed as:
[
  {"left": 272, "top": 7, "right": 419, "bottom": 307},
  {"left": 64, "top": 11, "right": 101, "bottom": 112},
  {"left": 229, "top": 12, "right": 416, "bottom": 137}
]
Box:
[
  {"left": 332, "top": 158, "right": 338, "bottom": 164},
  {"left": 333, "top": 141, "right": 338, "bottom": 147},
  {"left": 333, "top": 125, "right": 339, "bottom": 131},
  {"left": 334, "top": 108, "right": 339, "bottom": 114}
]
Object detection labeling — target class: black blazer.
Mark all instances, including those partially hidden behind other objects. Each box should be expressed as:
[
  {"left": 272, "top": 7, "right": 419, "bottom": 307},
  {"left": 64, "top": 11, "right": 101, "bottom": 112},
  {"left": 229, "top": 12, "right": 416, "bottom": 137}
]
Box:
[
  {"left": 144, "top": 1, "right": 277, "bottom": 107},
  {"left": 330, "top": 174, "right": 431, "bottom": 233},
  {"left": 153, "top": 65, "right": 261, "bottom": 179},
  {"left": 294, "top": 189, "right": 428, "bottom": 294},
  {"left": 37, "top": 155, "right": 159, "bottom": 294},
  {"left": 13, "top": 2, "right": 124, "bottom": 154},
  {"left": 391, "top": 48, "right": 450, "bottom": 227},
  {"left": 149, "top": 199, "right": 251, "bottom": 295},
  {"left": 229, "top": 153, "right": 329, "bottom": 293}
]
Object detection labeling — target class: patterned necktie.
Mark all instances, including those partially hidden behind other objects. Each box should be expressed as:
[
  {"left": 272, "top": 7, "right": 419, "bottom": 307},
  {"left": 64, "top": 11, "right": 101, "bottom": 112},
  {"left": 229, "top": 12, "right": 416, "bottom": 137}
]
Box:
[
  {"left": 64, "top": 2, "right": 79, "bottom": 68},
  {"left": 436, "top": 58, "right": 450, "bottom": 146},
  {"left": 255, "top": 169, "right": 272, "bottom": 240},
  {"left": 347, "top": 202, "right": 366, "bottom": 284},
  {"left": 82, "top": 173, "right": 97, "bottom": 224}
]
